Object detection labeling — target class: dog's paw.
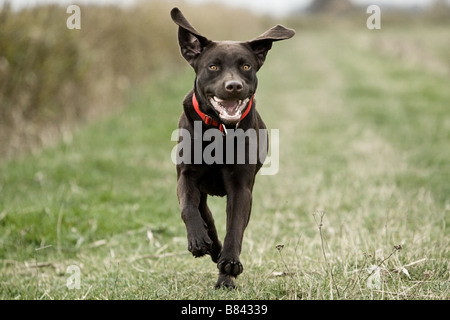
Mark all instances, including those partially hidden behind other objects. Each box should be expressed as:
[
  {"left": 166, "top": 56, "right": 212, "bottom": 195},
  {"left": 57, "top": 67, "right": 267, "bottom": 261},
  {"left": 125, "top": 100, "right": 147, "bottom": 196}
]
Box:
[
  {"left": 215, "top": 274, "right": 236, "bottom": 289},
  {"left": 217, "top": 258, "right": 243, "bottom": 277},
  {"left": 187, "top": 231, "right": 213, "bottom": 258}
]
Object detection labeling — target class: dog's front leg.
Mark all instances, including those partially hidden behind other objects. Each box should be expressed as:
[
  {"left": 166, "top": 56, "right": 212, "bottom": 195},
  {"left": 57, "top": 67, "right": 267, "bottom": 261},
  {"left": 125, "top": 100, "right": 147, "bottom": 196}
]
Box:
[
  {"left": 177, "top": 173, "right": 213, "bottom": 258},
  {"left": 215, "top": 185, "right": 252, "bottom": 288}
]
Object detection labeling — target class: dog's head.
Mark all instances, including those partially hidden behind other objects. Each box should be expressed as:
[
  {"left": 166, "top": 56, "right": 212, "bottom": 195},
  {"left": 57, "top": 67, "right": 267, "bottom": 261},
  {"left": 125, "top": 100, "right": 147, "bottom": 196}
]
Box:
[{"left": 171, "top": 8, "right": 295, "bottom": 125}]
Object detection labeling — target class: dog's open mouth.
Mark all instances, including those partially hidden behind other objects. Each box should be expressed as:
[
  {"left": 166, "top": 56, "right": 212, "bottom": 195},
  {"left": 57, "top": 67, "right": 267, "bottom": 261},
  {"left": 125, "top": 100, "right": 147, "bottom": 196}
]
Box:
[{"left": 208, "top": 96, "right": 251, "bottom": 125}]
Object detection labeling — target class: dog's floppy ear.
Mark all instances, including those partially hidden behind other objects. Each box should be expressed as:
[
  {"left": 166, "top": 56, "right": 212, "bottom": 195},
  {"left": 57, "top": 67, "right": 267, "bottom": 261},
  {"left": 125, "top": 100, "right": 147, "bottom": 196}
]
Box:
[
  {"left": 170, "top": 8, "right": 211, "bottom": 67},
  {"left": 248, "top": 25, "right": 295, "bottom": 70}
]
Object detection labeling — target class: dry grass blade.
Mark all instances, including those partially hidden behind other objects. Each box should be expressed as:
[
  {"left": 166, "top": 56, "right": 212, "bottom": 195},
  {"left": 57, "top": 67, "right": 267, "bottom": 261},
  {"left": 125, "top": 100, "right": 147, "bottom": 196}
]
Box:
[{"left": 313, "top": 210, "right": 340, "bottom": 298}]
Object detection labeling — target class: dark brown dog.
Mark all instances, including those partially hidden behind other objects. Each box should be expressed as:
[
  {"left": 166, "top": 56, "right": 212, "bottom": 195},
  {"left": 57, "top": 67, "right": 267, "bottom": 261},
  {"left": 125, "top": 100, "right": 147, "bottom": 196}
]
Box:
[{"left": 171, "top": 7, "right": 294, "bottom": 288}]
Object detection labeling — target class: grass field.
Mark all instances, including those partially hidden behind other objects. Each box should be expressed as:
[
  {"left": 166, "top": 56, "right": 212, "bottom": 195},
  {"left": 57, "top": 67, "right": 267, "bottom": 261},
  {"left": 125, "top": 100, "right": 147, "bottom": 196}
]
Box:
[{"left": 0, "top": 19, "right": 449, "bottom": 300}]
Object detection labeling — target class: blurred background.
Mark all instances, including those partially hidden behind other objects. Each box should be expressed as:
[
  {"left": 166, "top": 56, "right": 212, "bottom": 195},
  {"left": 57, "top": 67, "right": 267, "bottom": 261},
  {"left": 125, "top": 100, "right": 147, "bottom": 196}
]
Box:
[{"left": 0, "top": 0, "right": 449, "bottom": 160}]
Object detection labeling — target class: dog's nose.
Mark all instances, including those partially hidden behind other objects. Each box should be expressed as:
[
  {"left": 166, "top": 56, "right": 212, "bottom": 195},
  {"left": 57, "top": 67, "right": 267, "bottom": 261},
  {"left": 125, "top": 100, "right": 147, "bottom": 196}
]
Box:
[{"left": 225, "top": 80, "right": 243, "bottom": 93}]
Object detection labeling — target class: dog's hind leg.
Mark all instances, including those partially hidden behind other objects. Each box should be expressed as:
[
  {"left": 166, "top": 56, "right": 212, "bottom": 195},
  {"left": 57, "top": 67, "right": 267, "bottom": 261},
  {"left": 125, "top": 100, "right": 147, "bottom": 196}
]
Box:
[{"left": 199, "top": 193, "right": 222, "bottom": 263}]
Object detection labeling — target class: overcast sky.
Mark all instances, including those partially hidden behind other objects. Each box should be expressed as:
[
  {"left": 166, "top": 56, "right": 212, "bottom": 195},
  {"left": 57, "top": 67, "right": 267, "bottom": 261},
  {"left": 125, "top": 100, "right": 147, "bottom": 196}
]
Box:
[{"left": 0, "top": 0, "right": 444, "bottom": 16}]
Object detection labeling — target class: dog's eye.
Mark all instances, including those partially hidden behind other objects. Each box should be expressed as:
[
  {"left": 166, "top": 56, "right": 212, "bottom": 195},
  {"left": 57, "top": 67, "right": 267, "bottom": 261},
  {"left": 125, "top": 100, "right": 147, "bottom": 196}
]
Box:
[
  {"left": 209, "top": 65, "right": 218, "bottom": 71},
  {"left": 242, "top": 64, "right": 251, "bottom": 71}
]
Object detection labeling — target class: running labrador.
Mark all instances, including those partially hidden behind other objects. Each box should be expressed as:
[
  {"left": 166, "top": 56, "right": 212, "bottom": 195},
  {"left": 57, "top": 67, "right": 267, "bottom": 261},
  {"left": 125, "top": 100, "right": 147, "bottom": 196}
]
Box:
[{"left": 171, "top": 8, "right": 294, "bottom": 288}]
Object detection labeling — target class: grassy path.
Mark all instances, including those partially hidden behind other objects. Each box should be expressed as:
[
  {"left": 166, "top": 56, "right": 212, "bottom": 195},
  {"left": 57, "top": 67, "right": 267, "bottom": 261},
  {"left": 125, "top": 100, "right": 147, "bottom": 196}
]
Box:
[{"left": 0, "top": 24, "right": 449, "bottom": 299}]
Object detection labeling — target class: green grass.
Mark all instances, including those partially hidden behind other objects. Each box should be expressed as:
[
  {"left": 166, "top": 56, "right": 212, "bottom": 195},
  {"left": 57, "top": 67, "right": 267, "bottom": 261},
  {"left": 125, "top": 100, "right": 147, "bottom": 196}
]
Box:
[{"left": 1, "top": 22, "right": 449, "bottom": 300}]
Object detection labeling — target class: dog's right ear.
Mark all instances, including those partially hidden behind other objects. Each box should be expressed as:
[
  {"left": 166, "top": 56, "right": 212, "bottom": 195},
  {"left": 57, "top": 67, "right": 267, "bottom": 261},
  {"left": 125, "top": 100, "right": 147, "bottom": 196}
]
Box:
[{"left": 170, "top": 8, "right": 211, "bottom": 67}]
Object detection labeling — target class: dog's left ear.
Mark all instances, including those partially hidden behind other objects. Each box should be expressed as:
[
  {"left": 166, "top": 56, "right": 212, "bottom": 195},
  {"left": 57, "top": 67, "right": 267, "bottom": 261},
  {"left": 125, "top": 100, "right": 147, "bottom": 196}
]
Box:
[
  {"left": 248, "top": 25, "right": 295, "bottom": 70},
  {"left": 170, "top": 8, "right": 211, "bottom": 67}
]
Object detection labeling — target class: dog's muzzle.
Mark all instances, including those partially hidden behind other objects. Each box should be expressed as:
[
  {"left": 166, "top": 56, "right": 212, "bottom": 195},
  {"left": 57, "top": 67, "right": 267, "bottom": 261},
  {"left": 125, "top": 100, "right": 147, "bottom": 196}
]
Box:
[{"left": 209, "top": 96, "right": 251, "bottom": 125}]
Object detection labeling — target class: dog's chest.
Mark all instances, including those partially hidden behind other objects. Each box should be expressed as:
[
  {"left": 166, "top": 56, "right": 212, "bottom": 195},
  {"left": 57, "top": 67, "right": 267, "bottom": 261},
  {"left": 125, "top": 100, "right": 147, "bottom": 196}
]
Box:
[{"left": 196, "top": 165, "right": 227, "bottom": 196}]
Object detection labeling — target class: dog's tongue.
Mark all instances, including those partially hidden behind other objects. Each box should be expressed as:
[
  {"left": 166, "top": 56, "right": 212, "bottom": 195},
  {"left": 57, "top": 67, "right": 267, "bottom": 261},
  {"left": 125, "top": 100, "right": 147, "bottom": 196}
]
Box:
[{"left": 221, "top": 100, "right": 239, "bottom": 112}]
